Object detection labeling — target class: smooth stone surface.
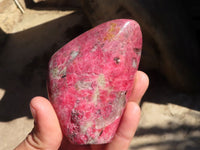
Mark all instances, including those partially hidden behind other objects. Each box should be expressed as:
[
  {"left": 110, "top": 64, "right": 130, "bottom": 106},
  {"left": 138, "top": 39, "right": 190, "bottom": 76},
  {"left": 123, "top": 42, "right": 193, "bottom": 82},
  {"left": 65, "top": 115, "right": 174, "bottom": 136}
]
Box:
[{"left": 47, "top": 19, "right": 142, "bottom": 144}]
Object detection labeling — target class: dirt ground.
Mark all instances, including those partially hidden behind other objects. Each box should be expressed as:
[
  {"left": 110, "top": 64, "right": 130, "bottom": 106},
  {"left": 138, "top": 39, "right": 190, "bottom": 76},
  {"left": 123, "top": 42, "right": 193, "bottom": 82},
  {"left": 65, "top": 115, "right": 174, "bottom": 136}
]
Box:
[{"left": 0, "top": 1, "right": 200, "bottom": 150}]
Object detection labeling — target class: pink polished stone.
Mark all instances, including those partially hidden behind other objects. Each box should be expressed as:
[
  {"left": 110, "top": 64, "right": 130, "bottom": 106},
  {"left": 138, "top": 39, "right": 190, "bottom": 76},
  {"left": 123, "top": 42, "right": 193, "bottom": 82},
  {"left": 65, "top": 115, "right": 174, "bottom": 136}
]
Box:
[{"left": 47, "top": 19, "right": 142, "bottom": 144}]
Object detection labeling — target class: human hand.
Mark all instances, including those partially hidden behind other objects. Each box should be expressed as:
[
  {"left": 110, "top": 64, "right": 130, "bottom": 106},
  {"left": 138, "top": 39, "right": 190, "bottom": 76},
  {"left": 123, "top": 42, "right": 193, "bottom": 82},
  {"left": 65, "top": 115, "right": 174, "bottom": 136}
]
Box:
[{"left": 15, "top": 71, "right": 149, "bottom": 150}]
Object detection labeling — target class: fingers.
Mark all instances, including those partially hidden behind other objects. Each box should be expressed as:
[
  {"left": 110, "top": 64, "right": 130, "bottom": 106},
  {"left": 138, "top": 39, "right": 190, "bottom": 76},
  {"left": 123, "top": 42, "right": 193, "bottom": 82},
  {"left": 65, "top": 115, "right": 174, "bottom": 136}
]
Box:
[
  {"left": 105, "top": 71, "right": 148, "bottom": 150},
  {"left": 106, "top": 102, "right": 140, "bottom": 150},
  {"left": 129, "top": 71, "right": 149, "bottom": 104},
  {"left": 15, "top": 96, "right": 62, "bottom": 150}
]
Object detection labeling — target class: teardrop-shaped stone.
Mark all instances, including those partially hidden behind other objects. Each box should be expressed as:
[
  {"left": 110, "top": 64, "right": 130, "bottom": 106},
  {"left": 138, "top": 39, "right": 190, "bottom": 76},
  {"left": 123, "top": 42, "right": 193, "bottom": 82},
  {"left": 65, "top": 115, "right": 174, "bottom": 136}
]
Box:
[{"left": 47, "top": 19, "right": 142, "bottom": 144}]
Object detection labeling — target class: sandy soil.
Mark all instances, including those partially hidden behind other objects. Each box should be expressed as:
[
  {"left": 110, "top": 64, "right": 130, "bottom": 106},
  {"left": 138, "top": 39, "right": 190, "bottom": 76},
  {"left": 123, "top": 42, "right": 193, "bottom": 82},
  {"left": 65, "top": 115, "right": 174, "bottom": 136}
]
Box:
[{"left": 0, "top": 1, "right": 200, "bottom": 149}]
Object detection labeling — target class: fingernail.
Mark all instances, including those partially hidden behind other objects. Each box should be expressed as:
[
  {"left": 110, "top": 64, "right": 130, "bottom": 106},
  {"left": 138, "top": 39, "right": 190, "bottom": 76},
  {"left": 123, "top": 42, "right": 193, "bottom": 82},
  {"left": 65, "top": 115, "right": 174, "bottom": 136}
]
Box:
[{"left": 30, "top": 106, "right": 36, "bottom": 119}]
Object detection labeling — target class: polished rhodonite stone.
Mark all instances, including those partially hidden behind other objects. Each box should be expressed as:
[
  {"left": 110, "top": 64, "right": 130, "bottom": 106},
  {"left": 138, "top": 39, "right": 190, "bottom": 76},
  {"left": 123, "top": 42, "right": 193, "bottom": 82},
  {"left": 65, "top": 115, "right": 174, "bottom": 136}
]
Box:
[{"left": 47, "top": 19, "right": 142, "bottom": 144}]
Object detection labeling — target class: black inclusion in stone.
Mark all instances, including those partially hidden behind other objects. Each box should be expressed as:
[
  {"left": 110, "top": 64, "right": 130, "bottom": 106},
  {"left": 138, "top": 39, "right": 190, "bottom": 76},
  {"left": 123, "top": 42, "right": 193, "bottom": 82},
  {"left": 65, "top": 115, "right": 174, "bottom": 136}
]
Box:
[{"left": 114, "top": 57, "right": 120, "bottom": 64}]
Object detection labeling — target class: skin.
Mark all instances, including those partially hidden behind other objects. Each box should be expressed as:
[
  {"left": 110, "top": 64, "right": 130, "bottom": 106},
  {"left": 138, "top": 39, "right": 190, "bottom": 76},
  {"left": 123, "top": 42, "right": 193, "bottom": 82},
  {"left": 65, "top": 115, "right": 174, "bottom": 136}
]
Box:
[{"left": 15, "top": 71, "right": 149, "bottom": 150}]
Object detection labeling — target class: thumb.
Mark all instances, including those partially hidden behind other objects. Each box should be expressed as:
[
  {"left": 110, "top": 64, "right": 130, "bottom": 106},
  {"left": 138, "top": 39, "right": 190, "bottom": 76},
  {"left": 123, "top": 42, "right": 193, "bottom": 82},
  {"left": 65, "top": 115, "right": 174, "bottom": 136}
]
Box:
[{"left": 15, "top": 97, "right": 62, "bottom": 150}]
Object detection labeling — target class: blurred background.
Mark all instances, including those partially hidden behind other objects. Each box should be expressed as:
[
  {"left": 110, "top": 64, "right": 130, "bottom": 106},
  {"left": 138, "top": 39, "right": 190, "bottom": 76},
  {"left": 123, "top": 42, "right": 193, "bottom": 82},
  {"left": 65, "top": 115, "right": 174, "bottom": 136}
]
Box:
[{"left": 0, "top": 0, "right": 200, "bottom": 149}]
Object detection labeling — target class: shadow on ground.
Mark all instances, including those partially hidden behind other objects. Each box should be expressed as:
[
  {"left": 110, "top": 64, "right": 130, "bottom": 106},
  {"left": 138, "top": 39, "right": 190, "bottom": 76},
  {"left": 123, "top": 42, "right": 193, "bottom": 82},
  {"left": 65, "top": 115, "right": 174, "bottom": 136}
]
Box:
[
  {"left": 131, "top": 124, "right": 200, "bottom": 150},
  {"left": 142, "top": 70, "right": 200, "bottom": 111},
  {"left": 130, "top": 137, "right": 200, "bottom": 150}
]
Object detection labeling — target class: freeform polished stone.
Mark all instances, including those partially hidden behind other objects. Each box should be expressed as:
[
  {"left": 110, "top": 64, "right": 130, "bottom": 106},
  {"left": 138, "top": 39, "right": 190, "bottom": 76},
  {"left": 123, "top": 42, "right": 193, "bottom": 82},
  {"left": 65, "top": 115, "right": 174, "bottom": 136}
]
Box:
[{"left": 47, "top": 19, "right": 142, "bottom": 144}]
